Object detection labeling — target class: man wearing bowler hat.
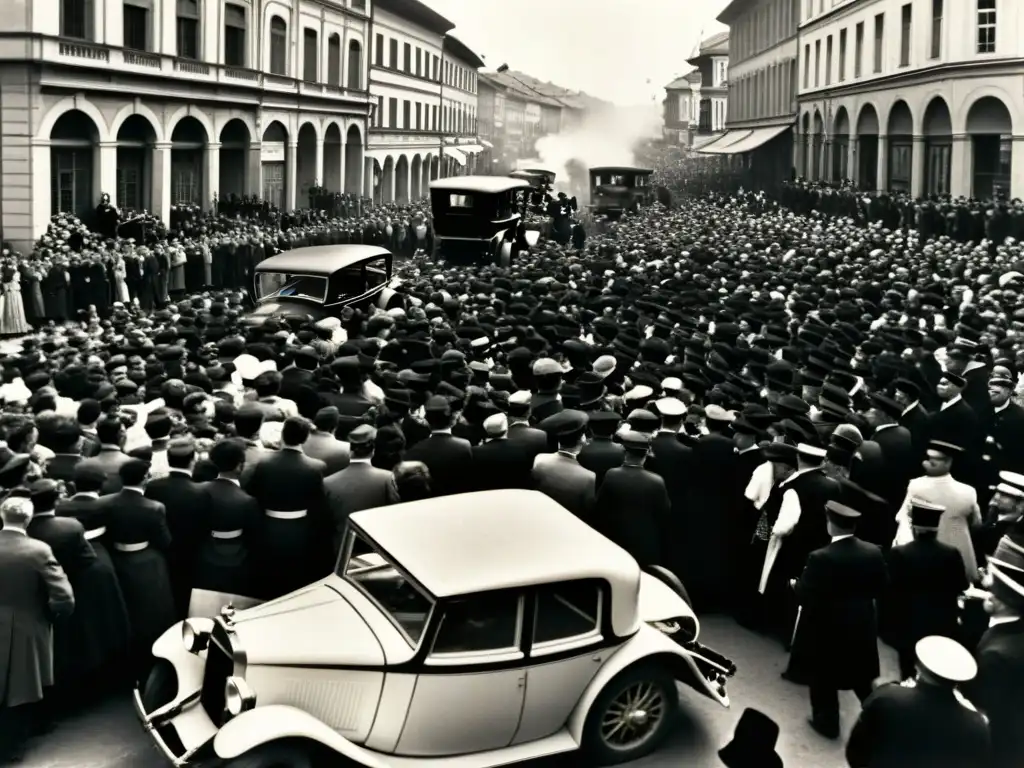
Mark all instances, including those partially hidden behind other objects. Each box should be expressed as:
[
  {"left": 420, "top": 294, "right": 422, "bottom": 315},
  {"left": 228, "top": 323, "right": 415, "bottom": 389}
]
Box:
[
  {"left": 846, "top": 636, "right": 990, "bottom": 768},
  {"left": 787, "top": 500, "right": 888, "bottom": 739}
]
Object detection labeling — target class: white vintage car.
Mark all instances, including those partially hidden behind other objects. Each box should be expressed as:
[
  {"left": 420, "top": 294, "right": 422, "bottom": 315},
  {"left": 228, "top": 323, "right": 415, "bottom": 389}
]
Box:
[{"left": 135, "top": 490, "right": 735, "bottom": 767}]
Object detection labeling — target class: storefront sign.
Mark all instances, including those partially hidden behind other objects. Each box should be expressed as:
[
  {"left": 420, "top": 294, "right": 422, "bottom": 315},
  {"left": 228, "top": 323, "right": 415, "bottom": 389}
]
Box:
[{"left": 261, "top": 141, "right": 285, "bottom": 163}]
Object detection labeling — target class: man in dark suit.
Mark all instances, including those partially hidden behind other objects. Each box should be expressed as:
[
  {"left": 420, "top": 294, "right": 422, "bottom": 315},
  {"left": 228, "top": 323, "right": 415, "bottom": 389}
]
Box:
[
  {"left": 324, "top": 425, "right": 397, "bottom": 558},
  {"left": 77, "top": 399, "right": 103, "bottom": 459},
  {"left": 577, "top": 411, "right": 625, "bottom": 489},
  {"left": 471, "top": 413, "right": 536, "bottom": 491},
  {"left": 278, "top": 346, "right": 319, "bottom": 404},
  {"left": 302, "top": 406, "right": 350, "bottom": 475},
  {"left": 893, "top": 377, "right": 930, "bottom": 461},
  {"left": 928, "top": 371, "right": 981, "bottom": 484},
  {"left": 145, "top": 439, "right": 209, "bottom": 618},
  {"left": 859, "top": 393, "right": 917, "bottom": 517},
  {"left": 0, "top": 496, "right": 75, "bottom": 762},
  {"left": 533, "top": 409, "right": 596, "bottom": 519},
  {"left": 981, "top": 375, "right": 1024, "bottom": 503},
  {"left": 594, "top": 430, "right": 672, "bottom": 567},
  {"left": 787, "top": 500, "right": 888, "bottom": 739},
  {"left": 245, "top": 417, "right": 331, "bottom": 598},
  {"left": 42, "top": 416, "right": 83, "bottom": 486},
  {"left": 846, "top": 635, "right": 991, "bottom": 768},
  {"left": 403, "top": 395, "right": 473, "bottom": 498},
  {"left": 883, "top": 499, "right": 968, "bottom": 679},
  {"left": 76, "top": 415, "right": 132, "bottom": 493},
  {"left": 505, "top": 390, "right": 549, "bottom": 458},
  {"left": 962, "top": 537, "right": 1024, "bottom": 768},
  {"left": 234, "top": 404, "right": 269, "bottom": 486}
]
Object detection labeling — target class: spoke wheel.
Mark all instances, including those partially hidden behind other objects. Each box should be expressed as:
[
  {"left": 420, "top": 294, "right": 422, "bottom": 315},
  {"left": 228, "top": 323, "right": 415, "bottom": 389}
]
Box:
[{"left": 599, "top": 681, "right": 666, "bottom": 751}]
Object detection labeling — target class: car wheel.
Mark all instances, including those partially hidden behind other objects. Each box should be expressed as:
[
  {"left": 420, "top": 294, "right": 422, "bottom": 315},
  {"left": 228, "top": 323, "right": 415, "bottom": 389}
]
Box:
[
  {"left": 141, "top": 661, "right": 176, "bottom": 713},
  {"left": 222, "top": 740, "right": 317, "bottom": 768},
  {"left": 497, "top": 241, "right": 513, "bottom": 267},
  {"left": 582, "top": 664, "right": 678, "bottom": 765},
  {"left": 385, "top": 291, "right": 406, "bottom": 311}
]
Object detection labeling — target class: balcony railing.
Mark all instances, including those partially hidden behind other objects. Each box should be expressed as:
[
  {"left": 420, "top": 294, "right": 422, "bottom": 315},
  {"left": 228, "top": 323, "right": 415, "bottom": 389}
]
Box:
[{"left": 44, "top": 36, "right": 370, "bottom": 103}]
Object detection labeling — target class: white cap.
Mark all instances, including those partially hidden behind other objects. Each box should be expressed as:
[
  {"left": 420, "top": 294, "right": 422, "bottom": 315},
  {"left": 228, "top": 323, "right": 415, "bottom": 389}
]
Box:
[
  {"left": 593, "top": 355, "right": 617, "bottom": 378},
  {"left": 999, "top": 471, "right": 1024, "bottom": 493},
  {"left": 661, "top": 377, "right": 683, "bottom": 393},
  {"left": 232, "top": 354, "right": 262, "bottom": 381},
  {"left": 483, "top": 413, "right": 509, "bottom": 437},
  {"left": 623, "top": 385, "right": 653, "bottom": 402},
  {"left": 508, "top": 390, "right": 532, "bottom": 406},
  {"left": 704, "top": 404, "right": 734, "bottom": 423},
  {"left": 655, "top": 397, "right": 686, "bottom": 418},
  {"left": 797, "top": 443, "right": 827, "bottom": 458},
  {"left": 915, "top": 636, "right": 977, "bottom": 683}
]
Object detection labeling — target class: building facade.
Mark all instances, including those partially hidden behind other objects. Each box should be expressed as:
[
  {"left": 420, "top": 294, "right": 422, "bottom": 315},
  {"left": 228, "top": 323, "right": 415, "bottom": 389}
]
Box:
[
  {"left": 796, "top": 0, "right": 1024, "bottom": 198},
  {"left": 703, "top": 0, "right": 799, "bottom": 191},
  {"left": 440, "top": 35, "right": 485, "bottom": 177},
  {"left": 686, "top": 31, "right": 731, "bottom": 136},
  {"left": 0, "top": 0, "right": 372, "bottom": 249},
  {"left": 662, "top": 71, "right": 701, "bottom": 146}
]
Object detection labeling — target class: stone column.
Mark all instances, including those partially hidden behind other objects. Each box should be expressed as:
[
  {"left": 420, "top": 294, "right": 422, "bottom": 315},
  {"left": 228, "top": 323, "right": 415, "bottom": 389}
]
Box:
[
  {"left": 30, "top": 141, "right": 51, "bottom": 245},
  {"left": 96, "top": 141, "right": 118, "bottom": 204},
  {"left": 950, "top": 135, "right": 971, "bottom": 198},
  {"left": 247, "top": 142, "right": 262, "bottom": 197},
  {"left": 876, "top": 133, "right": 889, "bottom": 193},
  {"left": 338, "top": 138, "right": 346, "bottom": 194},
  {"left": 204, "top": 142, "right": 221, "bottom": 211},
  {"left": 286, "top": 141, "right": 298, "bottom": 210},
  {"left": 314, "top": 138, "right": 324, "bottom": 191},
  {"left": 151, "top": 141, "right": 172, "bottom": 225},
  {"left": 386, "top": 163, "right": 395, "bottom": 203},
  {"left": 910, "top": 135, "right": 925, "bottom": 199},
  {"left": 847, "top": 137, "right": 858, "bottom": 186},
  {"left": 1010, "top": 136, "right": 1024, "bottom": 200}
]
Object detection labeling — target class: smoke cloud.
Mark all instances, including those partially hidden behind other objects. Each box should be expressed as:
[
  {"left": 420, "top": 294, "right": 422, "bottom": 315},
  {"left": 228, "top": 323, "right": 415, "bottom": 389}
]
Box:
[{"left": 531, "top": 102, "right": 662, "bottom": 196}]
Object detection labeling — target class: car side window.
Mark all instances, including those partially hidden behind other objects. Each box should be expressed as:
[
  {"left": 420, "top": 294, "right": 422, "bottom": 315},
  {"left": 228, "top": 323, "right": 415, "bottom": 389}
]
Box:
[
  {"left": 365, "top": 257, "right": 387, "bottom": 288},
  {"left": 533, "top": 581, "right": 601, "bottom": 646},
  {"left": 431, "top": 593, "right": 522, "bottom": 656}
]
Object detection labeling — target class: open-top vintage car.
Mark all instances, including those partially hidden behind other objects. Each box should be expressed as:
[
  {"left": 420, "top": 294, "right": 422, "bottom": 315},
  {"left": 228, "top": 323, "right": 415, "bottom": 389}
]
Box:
[
  {"left": 135, "top": 490, "right": 735, "bottom": 768},
  {"left": 429, "top": 177, "right": 540, "bottom": 265},
  {"left": 588, "top": 166, "right": 656, "bottom": 218},
  {"left": 244, "top": 245, "right": 404, "bottom": 325}
]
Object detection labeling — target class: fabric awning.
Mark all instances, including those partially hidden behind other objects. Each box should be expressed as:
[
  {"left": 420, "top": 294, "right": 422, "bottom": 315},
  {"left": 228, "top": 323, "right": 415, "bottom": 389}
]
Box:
[
  {"left": 706, "top": 124, "right": 791, "bottom": 155},
  {"left": 479, "top": 139, "right": 494, "bottom": 148},
  {"left": 460, "top": 144, "right": 484, "bottom": 154},
  {"left": 445, "top": 147, "right": 467, "bottom": 165},
  {"left": 699, "top": 130, "right": 755, "bottom": 154},
  {"left": 691, "top": 133, "right": 727, "bottom": 151}
]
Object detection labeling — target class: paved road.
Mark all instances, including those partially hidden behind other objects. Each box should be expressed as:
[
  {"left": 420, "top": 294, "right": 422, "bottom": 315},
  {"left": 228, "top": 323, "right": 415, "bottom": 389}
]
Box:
[{"left": 20, "top": 615, "right": 898, "bottom": 768}]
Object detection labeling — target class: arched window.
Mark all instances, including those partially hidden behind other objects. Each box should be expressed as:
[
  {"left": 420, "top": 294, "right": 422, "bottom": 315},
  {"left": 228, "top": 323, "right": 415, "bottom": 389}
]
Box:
[
  {"left": 347, "top": 40, "right": 362, "bottom": 89},
  {"left": 327, "top": 33, "right": 340, "bottom": 85},
  {"left": 269, "top": 15, "right": 287, "bottom": 75}
]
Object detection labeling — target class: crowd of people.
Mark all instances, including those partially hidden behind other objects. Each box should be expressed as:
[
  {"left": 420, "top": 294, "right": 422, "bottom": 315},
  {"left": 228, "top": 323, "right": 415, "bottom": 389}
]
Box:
[{"left": 0, "top": 161, "right": 1021, "bottom": 768}]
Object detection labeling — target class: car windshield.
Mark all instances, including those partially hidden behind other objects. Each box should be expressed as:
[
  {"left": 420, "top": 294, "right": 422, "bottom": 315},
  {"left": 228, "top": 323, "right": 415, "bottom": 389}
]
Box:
[
  {"left": 257, "top": 273, "right": 327, "bottom": 302},
  {"left": 339, "top": 529, "right": 434, "bottom": 646}
]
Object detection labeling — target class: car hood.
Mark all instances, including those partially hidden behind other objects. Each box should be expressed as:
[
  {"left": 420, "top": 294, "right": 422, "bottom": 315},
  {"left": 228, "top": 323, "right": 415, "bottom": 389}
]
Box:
[
  {"left": 242, "top": 300, "right": 328, "bottom": 325},
  {"left": 227, "top": 581, "right": 384, "bottom": 667}
]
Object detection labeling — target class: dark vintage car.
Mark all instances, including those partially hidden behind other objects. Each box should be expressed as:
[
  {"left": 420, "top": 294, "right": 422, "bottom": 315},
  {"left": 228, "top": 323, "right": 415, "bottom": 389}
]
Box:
[
  {"left": 588, "top": 166, "right": 655, "bottom": 218},
  {"left": 244, "top": 245, "right": 404, "bottom": 325},
  {"left": 511, "top": 168, "right": 557, "bottom": 188},
  {"left": 429, "top": 176, "right": 540, "bottom": 265}
]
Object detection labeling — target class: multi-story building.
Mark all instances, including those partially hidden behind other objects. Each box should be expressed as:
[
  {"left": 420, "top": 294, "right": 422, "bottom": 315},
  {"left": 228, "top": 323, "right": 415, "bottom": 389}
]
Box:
[
  {"left": 796, "top": 0, "right": 1024, "bottom": 198},
  {"left": 478, "top": 71, "right": 569, "bottom": 174},
  {"left": 662, "top": 70, "right": 702, "bottom": 145},
  {"left": 1, "top": 0, "right": 372, "bottom": 248},
  {"left": 366, "top": 0, "right": 450, "bottom": 204},
  {"left": 702, "top": 0, "right": 799, "bottom": 191},
  {"left": 440, "top": 35, "right": 485, "bottom": 176},
  {"left": 686, "top": 31, "right": 731, "bottom": 137}
]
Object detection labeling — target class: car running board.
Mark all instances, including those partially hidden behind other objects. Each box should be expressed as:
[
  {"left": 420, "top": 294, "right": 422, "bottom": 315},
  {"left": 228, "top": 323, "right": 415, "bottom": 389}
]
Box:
[{"left": 379, "top": 729, "right": 578, "bottom": 768}]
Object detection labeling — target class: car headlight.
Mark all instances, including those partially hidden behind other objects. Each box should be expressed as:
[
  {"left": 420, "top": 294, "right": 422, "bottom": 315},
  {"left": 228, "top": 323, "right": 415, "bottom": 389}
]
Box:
[
  {"left": 181, "top": 618, "right": 213, "bottom": 654},
  {"left": 224, "top": 676, "right": 256, "bottom": 718}
]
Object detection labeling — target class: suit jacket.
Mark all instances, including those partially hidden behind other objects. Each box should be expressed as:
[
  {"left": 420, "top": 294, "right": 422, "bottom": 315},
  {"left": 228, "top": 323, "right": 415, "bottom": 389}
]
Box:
[
  {"left": 578, "top": 438, "right": 625, "bottom": 489},
  {"left": 594, "top": 465, "right": 671, "bottom": 567},
  {"left": 55, "top": 492, "right": 107, "bottom": 535},
  {"left": 246, "top": 447, "right": 326, "bottom": 512},
  {"left": 788, "top": 535, "right": 888, "bottom": 689},
  {"left": 962, "top": 617, "right": 1024, "bottom": 768},
  {"left": 45, "top": 453, "right": 82, "bottom": 485},
  {"left": 532, "top": 451, "right": 596, "bottom": 520},
  {"left": 506, "top": 422, "right": 549, "bottom": 459},
  {"left": 0, "top": 530, "right": 75, "bottom": 707},
  {"left": 324, "top": 461, "right": 397, "bottom": 555},
  {"left": 302, "top": 432, "right": 351, "bottom": 476},
  {"left": 899, "top": 402, "right": 931, "bottom": 460},
  {"left": 239, "top": 438, "right": 268, "bottom": 486},
  {"left": 79, "top": 430, "right": 101, "bottom": 459},
  {"left": 403, "top": 432, "right": 473, "bottom": 498},
  {"left": 928, "top": 398, "right": 981, "bottom": 464},
  {"left": 26, "top": 512, "right": 96, "bottom": 582},
  {"left": 98, "top": 488, "right": 172, "bottom": 552},
  {"left": 845, "top": 681, "right": 991, "bottom": 768},
  {"left": 146, "top": 470, "right": 210, "bottom": 607},
  {"left": 471, "top": 437, "right": 536, "bottom": 491},
  {"left": 279, "top": 367, "right": 317, "bottom": 404},
  {"left": 78, "top": 445, "right": 133, "bottom": 493},
  {"left": 986, "top": 401, "right": 1024, "bottom": 477},
  {"left": 882, "top": 536, "right": 966, "bottom": 650},
  {"left": 872, "top": 424, "right": 918, "bottom": 500}
]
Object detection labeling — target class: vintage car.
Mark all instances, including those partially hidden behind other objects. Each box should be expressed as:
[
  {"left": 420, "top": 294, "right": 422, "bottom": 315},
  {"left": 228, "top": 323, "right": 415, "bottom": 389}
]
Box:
[
  {"left": 588, "top": 166, "right": 656, "bottom": 218},
  {"left": 510, "top": 168, "right": 556, "bottom": 188},
  {"left": 244, "top": 245, "right": 404, "bottom": 325},
  {"left": 135, "top": 490, "right": 736, "bottom": 768},
  {"left": 429, "top": 176, "right": 540, "bottom": 265}
]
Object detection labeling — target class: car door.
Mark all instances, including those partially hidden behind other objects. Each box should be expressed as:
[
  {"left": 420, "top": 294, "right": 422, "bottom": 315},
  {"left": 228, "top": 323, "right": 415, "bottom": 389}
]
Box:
[
  {"left": 513, "top": 580, "right": 608, "bottom": 745},
  {"left": 395, "top": 591, "right": 526, "bottom": 757}
]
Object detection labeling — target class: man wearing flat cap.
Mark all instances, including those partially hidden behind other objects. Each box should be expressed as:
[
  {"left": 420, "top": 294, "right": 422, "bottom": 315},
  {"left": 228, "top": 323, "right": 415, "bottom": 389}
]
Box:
[
  {"left": 403, "top": 395, "right": 473, "bottom": 498},
  {"left": 787, "top": 500, "right": 888, "bottom": 739},
  {"left": 471, "top": 413, "right": 536, "bottom": 492},
  {"left": 532, "top": 409, "right": 596, "bottom": 519},
  {"left": 846, "top": 636, "right": 990, "bottom": 768},
  {"left": 883, "top": 499, "right": 968, "bottom": 680},
  {"left": 530, "top": 358, "right": 565, "bottom": 423},
  {"left": 505, "top": 390, "right": 549, "bottom": 460}
]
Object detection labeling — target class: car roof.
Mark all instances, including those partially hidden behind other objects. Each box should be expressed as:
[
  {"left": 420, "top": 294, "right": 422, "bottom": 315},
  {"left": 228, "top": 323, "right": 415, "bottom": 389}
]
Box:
[
  {"left": 521, "top": 167, "right": 556, "bottom": 176},
  {"left": 254, "top": 245, "right": 392, "bottom": 275},
  {"left": 589, "top": 166, "right": 654, "bottom": 175},
  {"left": 350, "top": 490, "right": 640, "bottom": 599},
  {"left": 430, "top": 176, "right": 533, "bottom": 194}
]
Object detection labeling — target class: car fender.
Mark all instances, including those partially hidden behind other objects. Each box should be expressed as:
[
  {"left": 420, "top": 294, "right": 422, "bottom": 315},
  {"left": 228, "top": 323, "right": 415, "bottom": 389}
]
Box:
[
  {"left": 150, "top": 621, "right": 206, "bottom": 705},
  {"left": 213, "top": 704, "right": 389, "bottom": 768},
  {"left": 376, "top": 286, "right": 398, "bottom": 309},
  {"left": 566, "top": 626, "right": 727, "bottom": 740}
]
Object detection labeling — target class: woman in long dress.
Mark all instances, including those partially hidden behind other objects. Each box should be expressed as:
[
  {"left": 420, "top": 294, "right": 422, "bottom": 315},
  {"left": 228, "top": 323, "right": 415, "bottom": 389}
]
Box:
[
  {"left": 113, "top": 255, "right": 131, "bottom": 303},
  {"left": 1, "top": 265, "right": 30, "bottom": 336}
]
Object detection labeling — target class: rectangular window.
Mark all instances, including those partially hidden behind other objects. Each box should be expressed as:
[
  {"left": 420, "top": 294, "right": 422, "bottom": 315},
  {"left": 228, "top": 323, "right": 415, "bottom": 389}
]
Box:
[
  {"left": 123, "top": 2, "right": 149, "bottom": 51},
  {"left": 403, "top": 42, "right": 411, "bottom": 73},
  {"left": 402, "top": 100, "right": 410, "bottom": 129},
  {"left": 888, "top": 140, "right": 912, "bottom": 191},
  {"left": 62, "top": 0, "right": 92, "bottom": 39},
  {"left": 389, "top": 38, "right": 398, "bottom": 69},
  {"left": 930, "top": 0, "right": 943, "bottom": 59},
  {"left": 176, "top": 0, "right": 200, "bottom": 59},
  {"left": 432, "top": 54, "right": 439, "bottom": 81},
  {"left": 873, "top": 13, "right": 884, "bottom": 73},
  {"left": 415, "top": 47, "right": 421, "bottom": 76},
  {"left": 223, "top": 4, "right": 246, "bottom": 67},
  {"left": 925, "top": 140, "right": 952, "bottom": 195},
  {"left": 303, "top": 29, "right": 318, "bottom": 82},
  {"left": 977, "top": 0, "right": 996, "bottom": 54},
  {"left": 825, "top": 35, "right": 832, "bottom": 85},
  {"left": 351, "top": 0, "right": 366, "bottom": 11},
  {"left": 376, "top": 95, "right": 383, "bottom": 127},
  {"left": 415, "top": 102, "right": 422, "bottom": 130},
  {"left": 854, "top": 21, "right": 864, "bottom": 77},
  {"left": 374, "top": 33, "right": 383, "bottom": 66},
  {"left": 803, "top": 43, "right": 810, "bottom": 87},
  {"left": 431, "top": 104, "right": 437, "bottom": 130},
  {"left": 838, "top": 28, "right": 847, "bottom": 81},
  {"left": 900, "top": 3, "right": 912, "bottom": 67},
  {"left": 388, "top": 97, "right": 397, "bottom": 128},
  {"left": 814, "top": 39, "right": 821, "bottom": 87}
]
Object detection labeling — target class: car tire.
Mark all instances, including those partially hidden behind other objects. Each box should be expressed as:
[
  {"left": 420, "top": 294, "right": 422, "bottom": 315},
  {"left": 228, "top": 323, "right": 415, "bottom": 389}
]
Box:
[
  {"left": 646, "top": 565, "right": 693, "bottom": 608},
  {"left": 496, "top": 241, "right": 513, "bottom": 268},
  {"left": 222, "top": 740, "right": 318, "bottom": 768},
  {"left": 581, "top": 663, "right": 678, "bottom": 765},
  {"left": 141, "top": 661, "right": 176, "bottom": 713}
]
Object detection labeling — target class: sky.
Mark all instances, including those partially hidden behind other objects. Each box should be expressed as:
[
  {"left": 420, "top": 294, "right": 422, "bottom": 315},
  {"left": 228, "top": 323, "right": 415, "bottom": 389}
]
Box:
[{"left": 420, "top": 0, "right": 730, "bottom": 106}]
